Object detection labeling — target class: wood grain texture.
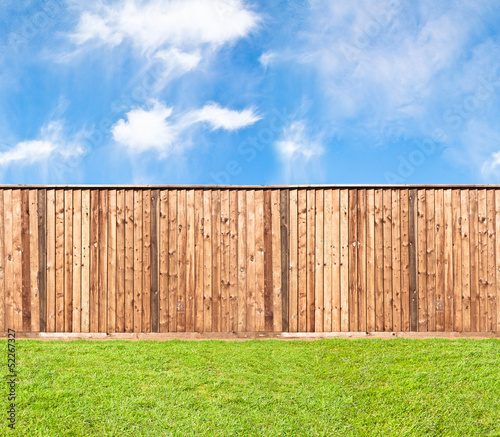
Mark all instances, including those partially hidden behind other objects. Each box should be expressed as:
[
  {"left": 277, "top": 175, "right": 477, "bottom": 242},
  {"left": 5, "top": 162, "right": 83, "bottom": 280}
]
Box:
[
  {"left": 349, "top": 189, "right": 358, "bottom": 331},
  {"left": 435, "top": 189, "right": 445, "bottom": 331},
  {"left": 186, "top": 190, "right": 195, "bottom": 332},
  {"left": 323, "top": 189, "right": 333, "bottom": 332},
  {"left": 272, "top": 190, "right": 282, "bottom": 332},
  {"left": 280, "top": 189, "right": 290, "bottom": 332},
  {"left": 21, "top": 190, "right": 30, "bottom": 332},
  {"left": 417, "top": 189, "right": 427, "bottom": 331},
  {"left": 383, "top": 189, "right": 392, "bottom": 331},
  {"left": 98, "top": 190, "right": 108, "bottom": 334},
  {"left": 211, "top": 190, "right": 221, "bottom": 332},
  {"left": 71, "top": 190, "right": 81, "bottom": 333},
  {"left": 194, "top": 190, "right": 204, "bottom": 332},
  {"left": 29, "top": 191, "right": 39, "bottom": 332},
  {"left": 400, "top": 190, "right": 410, "bottom": 331},
  {"left": 340, "top": 189, "right": 349, "bottom": 331},
  {"left": 332, "top": 190, "right": 341, "bottom": 332},
  {"left": 220, "top": 190, "right": 230, "bottom": 332},
  {"left": 357, "top": 189, "right": 367, "bottom": 332},
  {"left": 245, "top": 190, "right": 255, "bottom": 332},
  {"left": 461, "top": 190, "right": 471, "bottom": 332},
  {"left": 4, "top": 190, "right": 13, "bottom": 331},
  {"left": 115, "top": 190, "right": 125, "bottom": 333},
  {"left": 168, "top": 190, "right": 178, "bottom": 332},
  {"left": 237, "top": 190, "right": 247, "bottom": 332},
  {"left": 306, "top": 190, "right": 315, "bottom": 332},
  {"left": 150, "top": 190, "right": 159, "bottom": 332},
  {"left": 486, "top": 189, "right": 496, "bottom": 332},
  {"left": 391, "top": 190, "right": 401, "bottom": 332},
  {"left": 142, "top": 190, "right": 151, "bottom": 333},
  {"left": 315, "top": 189, "right": 324, "bottom": 332},
  {"left": 408, "top": 189, "right": 417, "bottom": 332},
  {"left": 81, "top": 190, "right": 90, "bottom": 333},
  {"left": 229, "top": 190, "right": 238, "bottom": 332},
  {"left": 38, "top": 189, "right": 47, "bottom": 332},
  {"left": 298, "top": 189, "right": 307, "bottom": 332},
  {"left": 366, "top": 189, "right": 376, "bottom": 332},
  {"left": 55, "top": 190, "right": 64, "bottom": 333},
  {"left": 124, "top": 190, "right": 134, "bottom": 333},
  {"left": 203, "top": 190, "right": 212, "bottom": 332},
  {"left": 288, "top": 189, "right": 298, "bottom": 332},
  {"left": 107, "top": 190, "right": 117, "bottom": 333},
  {"left": 444, "top": 189, "right": 454, "bottom": 332},
  {"left": 452, "top": 189, "right": 462, "bottom": 332},
  {"left": 255, "top": 190, "right": 265, "bottom": 332},
  {"left": 177, "top": 190, "right": 187, "bottom": 332},
  {"left": 89, "top": 190, "right": 99, "bottom": 332},
  {"left": 425, "top": 190, "right": 436, "bottom": 332}
]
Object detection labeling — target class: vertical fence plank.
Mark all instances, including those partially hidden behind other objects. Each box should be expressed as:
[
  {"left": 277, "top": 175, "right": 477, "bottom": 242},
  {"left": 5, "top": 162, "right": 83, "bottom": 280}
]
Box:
[
  {"left": 478, "top": 190, "right": 488, "bottom": 332},
  {"left": 323, "top": 189, "right": 332, "bottom": 332},
  {"left": 332, "top": 190, "right": 341, "bottom": 331},
  {"left": 177, "top": 190, "right": 187, "bottom": 332},
  {"left": 391, "top": 190, "right": 401, "bottom": 332},
  {"left": 279, "top": 189, "right": 289, "bottom": 332},
  {"left": 29, "top": 191, "right": 39, "bottom": 332},
  {"left": 452, "top": 189, "right": 462, "bottom": 332},
  {"left": 115, "top": 190, "right": 125, "bottom": 333},
  {"left": 81, "top": 190, "right": 90, "bottom": 333},
  {"left": 487, "top": 189, "right": 496, "bottom": 332},
  {"left": 0, "top": 191, "right": 5, "bottom": 332},
  {"left": 426, "top": 190, "right": 436, "bottom": 331},
  {"left": 89, "top": 190, "right": 99, "bottom": 332},
  {"left": 107, "top": 190, "right": 117, "bottom": 333},
  {"left": 168, "top": 190, "right": 178, "bottom": 332},
  {"left": 237, "top": 190, "right": 247, "bottom": 332},
  {"left": 444, "top": 189, "right": 454, "bottom": 332},
  {"left": 306, "top": 190, "right": 316, "bottom": 332},
  {"left": 211, "top": 190, "right": 221, "bottom": 332},
  {"left": 417, "top": 189, "right": 427, "bottom": 332},
  {"left": 142, "top": 190, "right": 151, "bottom": 333},
  {"left": 124, "top": 190, "right": 134, "bottom": 333},
  {"left": 496, "top": 190, "right": 500, "bottom": 332},
  {"left": 383, "top": 189, "right": 392, "bottom": 331},
  {"left": 315, "top": 189, "right": 324, "bottom": 332},
  {"left": 12, "top": 190, "right": 22, "bottom": 332},
  {"left": 55, "top": 190, "right": 65, "bottom": 333},
  {"left": 220, "top": 190, "right": 230, "bottom": 332},
  {"left": 150, "top": 190, "right": 159, "bottom": 332},
  {"left": 357, "top": 189, "right": 367, "bottom": 332},
  {"left": 469, "top": 190, "right": 479, "bottom": 332},
  {"left": 461, "top": 190, "right": 471, "bottom": 332},
  {"left": 229, "top": 190, "right": 238, "bottom": 332},
  {"left": 4, "top": 191, "right": 13, "bottom": 331},
  {"left": 298, "top": 190, "right": 307, "bottom": 332},
  {"left": 246, "top": 190, "right": 255, "bottom": 332},
  {"left": 186, "top": 190, "right": 195, "bottom": 332},
  {"left": 71, "top": 191, "right": 82, "bottom": 333},
  {"left": 408, "top": 189, "right": 417, "bottom": 332},
  {"left": 194, "top": 190, "right": 204, "bottom": 332},
  {"left": 374, "top": 189, "right": 384, "bottom": 331},
  {"left": 98, "top": 190, "right": 108, "bottom": 333},
  {"left": 263, "top": 190, "right": 273, "bottom": 332},
  {"left": 133, "top": 190, "right": 142, "bottom": 333},
  {"left": 400, "top": 190, "right": 410, "bottom": 331},
  {"left": 272, "top": 189, "right": 282, "bottom": 332},
  {"left": 63, "top": 190, "right": 73, "bottom": 332},
  {"left": 159, "top": 191, "right": 169, "bottom": 332},
  {"left": 366, "top": 189, "right": 376, "bottom": 331},
  {"left": 340, "top": 189, "right": 349, "bottom": 331},
  {"left": 289, "top": 190, "right": 298, "bottom": 332},
  {"left": 349, "top": 189, "right": 358, "bottom": 332},
  {"left": 255, "top": 190, "right": 265, "bottom": 332},
  {"left": 435, "top": 189, "right": 445, "bottom": 331},
  {"left": 21, "top": 190, "right": 30, "bottom": 332},
  {"left": 203, "top": 190, "right": 212, "bottom": 332},
  {"left": 38, "top": 190, "right": 47, "bottom": 332}
]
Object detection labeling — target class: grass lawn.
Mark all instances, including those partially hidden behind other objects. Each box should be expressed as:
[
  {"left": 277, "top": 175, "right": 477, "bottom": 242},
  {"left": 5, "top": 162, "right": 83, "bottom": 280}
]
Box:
[{"left": 2, "top": 339, "right": 500, "bottom": 436}]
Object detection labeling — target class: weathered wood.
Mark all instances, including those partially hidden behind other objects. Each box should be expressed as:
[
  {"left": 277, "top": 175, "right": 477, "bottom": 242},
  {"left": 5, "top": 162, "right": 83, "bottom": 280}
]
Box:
[
  {"left": 263, "top": 190, "right": 273, "bottom": 332},
  {"left": 38, "top": 189, "right": 47, "bottom": 332},
  {"left": 81, "top": 190, "right": 90, "bottom": 332},
  {"left": 220, "top": 190, "right": 230, "bottom": 331},
  {"left": 98, "top": 190, "right": 108, "bottom": 333},
  {"left": 203, "top": 190, "right": 212, "bottom": 332},
  {"left": 55, "top": 190, "right": 65, "bottom": 332},
  {"left": 89, "top": 190, "right": 99, "bottom": 332},
  {"left": 298, "top": 189, "right": 307, "bottom": 332},
  {"left": 340, "top": 189, "right": 349, "bottom": 331},
  {"left": 461, "top": 190, "right": 471, "bottom": 332},
  {"left": 168, "top": 190, "right": 178, "bottom": 332},
  {"left": 323, "top": 189, "right": 333, "bottom": 332},
  {"left": 194, "top": 190, "right": 204, "bottom": 332},
  {"left": 142, "top": 190, "right": 151, "bottom": 333},
  {"left": 349, "top": 189, "right": 358, "bottom": 331},
  {"left": 0, "top": 191, "right": 5, "bottom": 332},
  {"left": 115, "top": 190, "right": 125, "bottom": 333},
  {"left": 124, "top": 190, "right": 134, "bottom": 333},
  {"left": 400, "top": 189, "right": 410, "bottom": 331},
  {"left": 435, "top": 189, "right": 445, "bottom": 331},
  {"left": 444, "top": 189, "right": 454, "bottom": 332},
  {"left": 177, "top": 189, "right": 187, "bottom": 332},
  {"left": 255, "top": 190, "right": 265, "bottom": 332},
  {"left": 133, "top": 190, "right": 143, "bottom": 333},
  {"left": 374, "top": 189, "right": 384, "bottom": 331},
  {"left": 496, "top": 190, "right": 500, "bottom": 332},
  {"left": 245, "top": 190, "right": 256, "bottom": 332},
  {"left": 12, "top": 191, "right": 22, "bottom": 332},
  {"left": 469, "top": 190, "right": 479, "bottom": 332},
  {"left": 289, "top": 189, "right": 298, "bottom": 332},
  {"left": 280, "top": 189, "right": 289, "bottom": 332},
  {"left": 315, "top": 189, "right": 324, "bottom": 332},
  {"left": 425, "top": 190, "right": 436, "bottom": 332},
  {"left": 332, "top": 190, "right": 341, "bottom": 332},
  {"left": 306, "top": 190, "right": 316, "bottom": 332},
  {"left": 391, "top": 189, "right": 401, "bottom": 331},
  {"left": 4, "top": 190, "right": 13, "bottom": 331},
  {"left": 29, "top": 190, "right": 39, "bottom": 332},
  {"left": 478, "top": 190, "right": 488, "bottom": 332},
  {"left": 366, "top": 189, "right": 376, "bottom": 331},
  {"left": 237, "top": 190, "right": 247, "bottom": 332},
  {"left": 417, "top": 189, "right": 427, "bottom": 331},
  {"left": 357, "top": 189, "right": 367, "bottom": 332},
  {"left": 150, "top": 190, "right": 159, "bottom": 332},
  {"left": 21, "top": 190, "right": 30, "bottom": 332},
  {"left": 408, "top": 189, "right": 417, "bottom": 332},
  {"left": 211, "top": 190, "right": 221, "bottom": 331},
  {"left": 107, "top": 190, "right": 117, "bottom": 333},
  {"left": 452, "top": 189, "right": 462, "bottom": 331},
  {"left": 63, "top": 190, "right": 73, "bottom": 332},
  {"left": 486, "top": 189, "right": 496, "bottom": 332},
  {"left": 72, "top": 190, "right": 82, "bottom": 333},
  {"left": 229, "top": 190, "right": 238, "bottom": 332},
  {"left": 383, "top": 189, "right": 392, "bottom": 331},
  {"left": 186, "top": 190, "right": 195, "bottom": 332},
  {"left": 272, "top": 190, "right": 282, "bottom": 332}
]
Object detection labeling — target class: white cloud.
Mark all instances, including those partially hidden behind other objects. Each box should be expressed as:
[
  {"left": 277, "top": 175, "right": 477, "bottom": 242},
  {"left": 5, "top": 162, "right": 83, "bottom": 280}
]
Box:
[
  {"left": 0, "top": 121, "right": 86, "bottom": 166},
  {"left": 70, "top": 0, "right": 259, "bottom": 53},
  {"left": 275, "top": 121, "right": 324, "bottom": 161},
  {"left": 112, "top": 100, "right": 260, "bottom": 155},
  {"left": 187, "top": 104, "right": 261, "bottom": 131}
]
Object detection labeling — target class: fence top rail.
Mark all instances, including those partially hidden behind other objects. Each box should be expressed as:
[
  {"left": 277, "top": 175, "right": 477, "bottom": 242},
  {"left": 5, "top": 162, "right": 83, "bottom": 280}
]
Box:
[{"left": 0, "top": 184, "right": 499, "bottom": 190}]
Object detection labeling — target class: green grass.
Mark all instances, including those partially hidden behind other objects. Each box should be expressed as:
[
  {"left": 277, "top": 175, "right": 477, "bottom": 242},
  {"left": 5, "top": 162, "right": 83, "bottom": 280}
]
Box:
[{"left": 2, "top": 339, "right": 500, "bottom": 436}]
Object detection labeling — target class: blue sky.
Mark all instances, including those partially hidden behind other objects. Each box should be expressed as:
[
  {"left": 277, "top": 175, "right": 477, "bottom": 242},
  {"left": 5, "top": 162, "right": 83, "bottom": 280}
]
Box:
[{"left": 1, "top": 0, "right": 500, "bottom": 185}]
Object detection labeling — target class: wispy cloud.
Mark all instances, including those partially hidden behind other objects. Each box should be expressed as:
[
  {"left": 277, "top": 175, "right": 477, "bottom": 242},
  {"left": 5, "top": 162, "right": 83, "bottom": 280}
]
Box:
[
  {"left": 0, "top": 121, "right": 86, "bottom": 167},
  {"left": 112, "top": 100, "right": 261, "bottom": 156}
]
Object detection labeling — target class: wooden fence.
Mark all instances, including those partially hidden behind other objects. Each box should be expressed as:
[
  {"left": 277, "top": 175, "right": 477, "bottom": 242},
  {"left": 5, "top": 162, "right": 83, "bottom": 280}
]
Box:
[{"left": 0, "top": 186, "right": 499, "bottom": 334}]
